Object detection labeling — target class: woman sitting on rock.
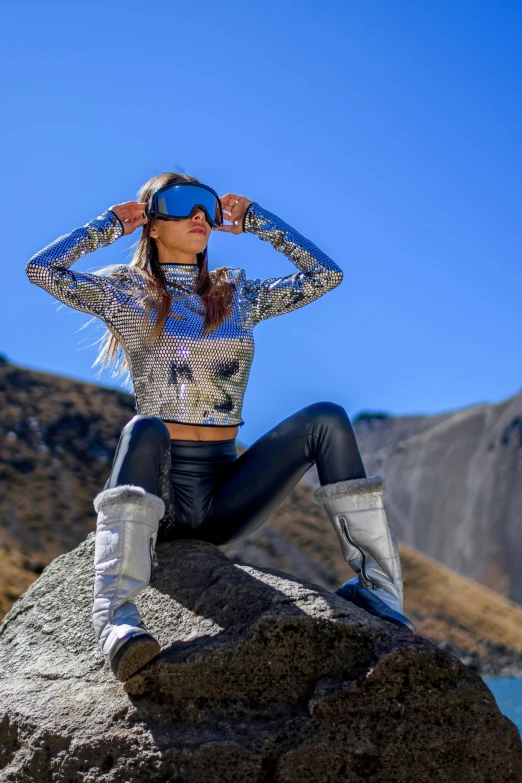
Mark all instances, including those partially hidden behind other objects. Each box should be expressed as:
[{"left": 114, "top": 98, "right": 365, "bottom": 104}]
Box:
[{"left": 26, "top": 171, "right": 415, "bottom": 682}]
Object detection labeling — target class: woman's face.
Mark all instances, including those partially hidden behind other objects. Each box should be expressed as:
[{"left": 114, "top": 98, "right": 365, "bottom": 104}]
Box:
[{"left": 149, "top": 207, "right": 210, "bottom": 255}]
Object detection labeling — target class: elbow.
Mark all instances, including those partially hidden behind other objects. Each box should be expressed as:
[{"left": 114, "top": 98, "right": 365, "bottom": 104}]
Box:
[
  {"left": 25, "top": 260, "right": 39, "bottom": 285},
  {"left": 329, "top": 267, "right": 343, "bottom": 290},
  {"left": 25, "top": 259, "right": 50, "bottom": 290}
]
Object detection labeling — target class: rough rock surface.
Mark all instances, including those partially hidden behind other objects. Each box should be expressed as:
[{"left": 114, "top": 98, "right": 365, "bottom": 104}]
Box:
[{"left": 0, "top": 535, "right": 521, "bottom": 783}]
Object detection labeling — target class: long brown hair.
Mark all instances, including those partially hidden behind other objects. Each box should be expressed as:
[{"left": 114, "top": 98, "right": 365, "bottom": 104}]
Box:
[{"left": 91, "top": 171, "right": 235, "bottom": 390}]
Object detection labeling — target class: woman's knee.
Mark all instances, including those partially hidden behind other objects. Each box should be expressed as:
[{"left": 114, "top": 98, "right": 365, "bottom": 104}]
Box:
[
  {"left": 122, "top": 415, "right": 171, "bottom": 452},
  {"left": 303, "top": 401, "right": 352, "bottom": 429}
]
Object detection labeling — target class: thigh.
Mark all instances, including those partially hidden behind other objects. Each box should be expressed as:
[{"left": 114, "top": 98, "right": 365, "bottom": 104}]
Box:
[
  {"left": 200, "top": 406, "right": 320, "bottom": 545},
  {"left": 104, "top": 414, "right": 172, "bottom": 506}
]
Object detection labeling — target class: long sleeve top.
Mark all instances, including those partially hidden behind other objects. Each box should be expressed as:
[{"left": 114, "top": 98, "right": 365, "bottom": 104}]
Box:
[{"left": 25, "top": 201, "right": 343, "bottom": 428}]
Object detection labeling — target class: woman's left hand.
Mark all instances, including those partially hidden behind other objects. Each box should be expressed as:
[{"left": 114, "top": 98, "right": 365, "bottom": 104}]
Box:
[{"left": 214, "top": 193, "right": 253, "bottom": 234}]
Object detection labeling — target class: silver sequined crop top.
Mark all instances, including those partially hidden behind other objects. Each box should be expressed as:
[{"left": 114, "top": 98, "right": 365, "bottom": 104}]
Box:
[{"left": 26, "top": 201, "right": 343, "bottom": 428}]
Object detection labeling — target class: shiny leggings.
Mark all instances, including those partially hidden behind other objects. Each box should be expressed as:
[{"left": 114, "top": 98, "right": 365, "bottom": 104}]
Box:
[{"left": 104, "top": 401, "right": 366, "bottom": 546}]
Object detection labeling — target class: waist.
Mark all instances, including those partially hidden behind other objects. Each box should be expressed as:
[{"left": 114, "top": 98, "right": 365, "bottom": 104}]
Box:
[
  {"left": 170, "top": 437, "right": 238, "bottom": 472},
  {"left": 164, "top": 420, "right": 239, "bottom": 442}
]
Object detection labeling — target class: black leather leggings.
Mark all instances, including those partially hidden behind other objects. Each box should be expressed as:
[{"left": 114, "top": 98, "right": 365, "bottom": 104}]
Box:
[{"left": 104, "top": 401, "right": 366, "bottom": 546}]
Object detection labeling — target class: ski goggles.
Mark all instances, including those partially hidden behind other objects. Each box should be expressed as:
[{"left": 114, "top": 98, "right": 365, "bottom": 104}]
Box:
[{"left": 144, "top": 182, "right": 223, "bottom": 227}]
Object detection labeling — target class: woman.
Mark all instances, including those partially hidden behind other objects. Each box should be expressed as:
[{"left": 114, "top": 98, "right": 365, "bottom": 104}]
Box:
[{"left": 26, "top": 171, "right": 414, "bottom": 683}]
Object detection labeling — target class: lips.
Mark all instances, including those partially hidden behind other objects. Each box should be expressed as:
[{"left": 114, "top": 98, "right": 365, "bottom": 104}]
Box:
[{"left": 189, "top": 227, "right": 206, "bottom": 235}]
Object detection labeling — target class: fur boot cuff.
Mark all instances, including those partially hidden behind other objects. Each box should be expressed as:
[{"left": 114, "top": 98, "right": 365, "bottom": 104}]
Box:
[
  {"left": 313, "top": 475, "right": 385, "bottom": 506},
  {"left": 93, "top": 484, "right": 165, "bottom": 518}
]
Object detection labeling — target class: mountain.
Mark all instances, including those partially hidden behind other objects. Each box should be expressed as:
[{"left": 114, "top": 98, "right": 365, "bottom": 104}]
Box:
[{"left": 1, "top": 356, "right": 522, "bottom": 674}]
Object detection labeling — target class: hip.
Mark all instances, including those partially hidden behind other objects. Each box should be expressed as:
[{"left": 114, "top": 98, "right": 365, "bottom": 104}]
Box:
[{"left": 169, "top": 437, "right": 238, "bottom": 475}]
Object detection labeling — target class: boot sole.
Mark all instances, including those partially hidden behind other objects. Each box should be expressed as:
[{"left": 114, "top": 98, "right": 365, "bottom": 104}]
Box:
[
  {"left": 111, "top": 634, "right": 161, "bottom": 682},
  {"left": 335, "top": 583, "right": 416, "bottom": 633}
]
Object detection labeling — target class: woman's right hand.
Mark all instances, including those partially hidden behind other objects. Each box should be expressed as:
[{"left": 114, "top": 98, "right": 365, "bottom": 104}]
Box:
[{"left": 109, "top": 201, "right": 149, "bottom": 235}]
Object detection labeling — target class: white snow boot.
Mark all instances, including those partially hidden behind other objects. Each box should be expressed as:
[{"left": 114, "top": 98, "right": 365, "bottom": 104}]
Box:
[
  {"left": 313, "top": 475, "right": 415, "bottom": 632},
  {"left": 92, "top": 484, "right": 165, "bottom": 681}
]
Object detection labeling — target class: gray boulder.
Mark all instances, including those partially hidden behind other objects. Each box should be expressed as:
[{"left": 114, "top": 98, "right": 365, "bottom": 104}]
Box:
[{"left": 0, "top": 534, "right": 520, "bottom": 783}]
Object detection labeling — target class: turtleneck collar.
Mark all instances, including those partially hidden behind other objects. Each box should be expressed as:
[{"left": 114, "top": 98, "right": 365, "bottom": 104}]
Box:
[{"left": 160, "top": 262, "right": 200, "bottom": 291}]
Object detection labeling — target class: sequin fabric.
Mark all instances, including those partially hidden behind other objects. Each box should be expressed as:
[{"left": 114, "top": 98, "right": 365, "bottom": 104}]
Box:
[{"left": 26, "top": 202, "right": 343, "bottom": 428}]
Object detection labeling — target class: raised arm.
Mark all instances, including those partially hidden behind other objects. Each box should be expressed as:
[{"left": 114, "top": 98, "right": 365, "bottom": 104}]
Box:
[
  {"left": 25, "top": 202, "right": 146, "bottom": 321},
  {"left": 237, "top": 201, "right": 343, "bottom": 326}
]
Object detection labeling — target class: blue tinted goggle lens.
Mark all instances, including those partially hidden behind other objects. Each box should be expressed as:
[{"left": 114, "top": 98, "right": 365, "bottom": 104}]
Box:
[{"left": 150, "top": 185, "right": 222, "bottom": 226}]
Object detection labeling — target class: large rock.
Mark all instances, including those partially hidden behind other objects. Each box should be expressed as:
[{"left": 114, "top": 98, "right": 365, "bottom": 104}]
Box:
[{"left": 0, "top": 535, "right": 520, "bottom": 783}]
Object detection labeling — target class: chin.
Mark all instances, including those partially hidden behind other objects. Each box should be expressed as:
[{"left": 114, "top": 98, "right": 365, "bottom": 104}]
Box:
[{"left": 181, "top": 239, "right": 206, "bottom": 252}]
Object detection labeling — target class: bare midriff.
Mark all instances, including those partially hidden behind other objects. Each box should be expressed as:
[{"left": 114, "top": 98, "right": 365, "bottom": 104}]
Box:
[{"left": 165, "top": 421, "right": 239, "bottom": 442}]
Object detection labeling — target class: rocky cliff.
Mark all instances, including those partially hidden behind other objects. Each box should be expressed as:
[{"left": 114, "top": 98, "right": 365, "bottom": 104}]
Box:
[
  {"left": 302, "top": 394, "right": 522, "bottom": 602},
  {"left": 0, "top": 535, "right": 520, "bottom": 783}
]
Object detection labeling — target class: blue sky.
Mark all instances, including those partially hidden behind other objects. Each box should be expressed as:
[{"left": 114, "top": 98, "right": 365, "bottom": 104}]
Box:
[{"left": 2, "top": 0, "right": 521, "bottom": 445}]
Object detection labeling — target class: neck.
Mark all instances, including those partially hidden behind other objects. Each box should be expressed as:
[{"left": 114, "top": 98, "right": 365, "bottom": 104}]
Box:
[
  {"left": 156, "top": 245, "right": 198, "bottom": 265},
  {"left": 159, "top": 259, "right": 201, "bottom": 288}
]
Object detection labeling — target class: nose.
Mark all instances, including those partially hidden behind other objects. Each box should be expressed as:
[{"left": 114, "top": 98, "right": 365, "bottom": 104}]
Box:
[{"left": 190, "top": 207, "right": 206, "bottom": 222}]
